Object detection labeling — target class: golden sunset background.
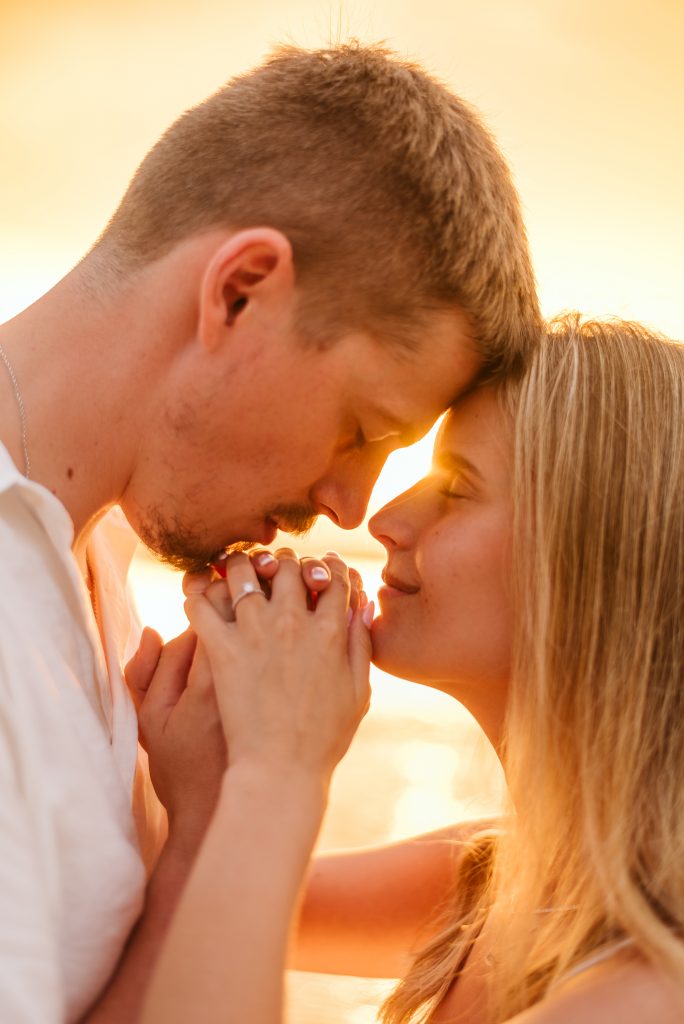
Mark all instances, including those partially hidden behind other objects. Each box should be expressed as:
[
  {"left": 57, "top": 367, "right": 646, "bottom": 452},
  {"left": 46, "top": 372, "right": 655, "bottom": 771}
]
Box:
[{"left": 2, "top": 2, "right": 682, "bottom": 1020}]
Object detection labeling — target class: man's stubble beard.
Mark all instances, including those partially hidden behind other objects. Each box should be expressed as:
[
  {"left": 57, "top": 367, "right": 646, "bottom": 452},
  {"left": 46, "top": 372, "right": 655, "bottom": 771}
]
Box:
[{"left": 138, "top": 502, "right": 319, "bottom": 575}]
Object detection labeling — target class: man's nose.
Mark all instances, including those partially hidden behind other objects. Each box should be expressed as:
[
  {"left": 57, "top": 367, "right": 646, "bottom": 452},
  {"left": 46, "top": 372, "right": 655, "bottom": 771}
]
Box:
[
  {"left": 314, "top": 487, "right": 370, "bottom": 530},
  {"left": 312, "top": 464, "right": 383, "bottom": 530}
]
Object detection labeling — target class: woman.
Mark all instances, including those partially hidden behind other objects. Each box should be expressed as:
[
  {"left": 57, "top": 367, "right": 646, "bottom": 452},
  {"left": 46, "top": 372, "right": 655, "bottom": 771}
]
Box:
[{"left": 141, "top": 314, "right": 684, "bottom": 1022}]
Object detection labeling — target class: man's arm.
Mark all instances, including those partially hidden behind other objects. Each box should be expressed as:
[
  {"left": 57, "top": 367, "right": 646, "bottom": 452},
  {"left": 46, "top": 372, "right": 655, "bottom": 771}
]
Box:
[{"left": 82, "top": 626, "right": 228, "bottom": 1022}]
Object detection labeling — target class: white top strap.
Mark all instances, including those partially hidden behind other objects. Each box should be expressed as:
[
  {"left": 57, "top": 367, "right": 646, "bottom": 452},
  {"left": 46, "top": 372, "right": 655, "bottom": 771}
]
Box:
[{"left": 551, "top": 938, "right": 634, "bottom": 991}]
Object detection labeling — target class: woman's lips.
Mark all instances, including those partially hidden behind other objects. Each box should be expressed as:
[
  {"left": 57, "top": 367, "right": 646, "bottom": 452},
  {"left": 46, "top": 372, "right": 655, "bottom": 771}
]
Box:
[{"left": 378, "top": 570, "right": 420, "bottom": 599}]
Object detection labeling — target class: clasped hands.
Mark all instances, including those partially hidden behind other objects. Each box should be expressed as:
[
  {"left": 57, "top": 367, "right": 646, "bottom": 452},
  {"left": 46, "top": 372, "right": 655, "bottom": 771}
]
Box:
[{"left": 125, "top": 550, "right": 373, "bottom": 853}]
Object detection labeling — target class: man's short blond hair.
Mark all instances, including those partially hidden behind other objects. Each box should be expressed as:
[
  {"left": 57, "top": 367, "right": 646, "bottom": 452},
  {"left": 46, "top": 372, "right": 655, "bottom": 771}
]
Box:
[{"left": 99, "top": 43, "right": 540, "bottom": 375}]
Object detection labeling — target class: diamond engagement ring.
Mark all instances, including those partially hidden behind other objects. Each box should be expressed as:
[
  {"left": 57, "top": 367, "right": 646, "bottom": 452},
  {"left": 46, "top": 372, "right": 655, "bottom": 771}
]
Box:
[{"left": 231, "top": 581, "right": 267, "bottom": 613}]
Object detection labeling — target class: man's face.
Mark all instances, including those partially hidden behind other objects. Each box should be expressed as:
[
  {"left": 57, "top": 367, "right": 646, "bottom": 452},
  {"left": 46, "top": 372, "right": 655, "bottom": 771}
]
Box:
[{"left": 122, "top": 308, "right": 480, "bottom": 571}]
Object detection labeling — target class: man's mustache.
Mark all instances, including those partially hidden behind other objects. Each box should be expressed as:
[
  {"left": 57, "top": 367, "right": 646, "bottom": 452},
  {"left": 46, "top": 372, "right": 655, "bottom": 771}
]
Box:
[{"left": 267, "top": 503, "right": 318, "bottom": 535}]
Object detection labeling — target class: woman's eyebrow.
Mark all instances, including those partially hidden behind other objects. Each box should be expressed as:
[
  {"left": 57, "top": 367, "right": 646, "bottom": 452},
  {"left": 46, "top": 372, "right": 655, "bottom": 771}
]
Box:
[{"left": 432, "top": 450, "right": 484, "bottom": 481}]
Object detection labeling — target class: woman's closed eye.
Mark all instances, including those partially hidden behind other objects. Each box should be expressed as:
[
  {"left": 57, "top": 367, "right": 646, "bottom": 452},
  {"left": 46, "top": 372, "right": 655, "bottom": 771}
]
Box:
[
  {"left": 438, "top": 473, "right": 470, "bottom": 499},
  {"left": 432, "top": 450, "right": 482, "bottom": 500}
]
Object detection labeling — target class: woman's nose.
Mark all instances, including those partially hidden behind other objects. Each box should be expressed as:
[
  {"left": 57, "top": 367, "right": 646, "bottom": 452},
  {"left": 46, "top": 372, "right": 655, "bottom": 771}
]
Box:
[{"left": 368, "top": 483, "right": 426, "bottom": 550}]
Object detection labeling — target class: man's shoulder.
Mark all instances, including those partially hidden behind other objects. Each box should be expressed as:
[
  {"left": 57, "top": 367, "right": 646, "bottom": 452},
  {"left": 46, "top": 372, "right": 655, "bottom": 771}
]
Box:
[
  {"left": 0, "top": 465, "right": 74, "bottom": 569},
  {"left": 0, "top": 480, "right": 89, "bottom": 702},
  {"left": 0, "top": 484, "right": 72, "bottom": 612}
]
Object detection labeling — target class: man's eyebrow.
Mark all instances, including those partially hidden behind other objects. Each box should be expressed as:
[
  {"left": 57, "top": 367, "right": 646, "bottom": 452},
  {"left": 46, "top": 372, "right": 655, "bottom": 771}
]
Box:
[{"left": 433, "top": 450, "right": 484, "bottom": 481}]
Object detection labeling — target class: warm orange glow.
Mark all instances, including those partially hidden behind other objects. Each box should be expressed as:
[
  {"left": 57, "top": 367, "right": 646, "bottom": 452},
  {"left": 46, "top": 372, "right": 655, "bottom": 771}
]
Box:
[
  {"left": 4, "top": 8, "right": 680, "bottom": 1018},
  {"left": 2, "top": 1, "right": 682, "bottom": 557}
]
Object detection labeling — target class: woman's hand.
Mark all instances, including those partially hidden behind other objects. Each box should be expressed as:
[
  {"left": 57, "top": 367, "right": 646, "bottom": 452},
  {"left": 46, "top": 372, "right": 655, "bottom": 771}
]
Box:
[
  {"left": 183, "top": 550, "right": 372, "bottom": 784},
  {"left": 183, "top": 547, "right": 355, "bottom": 611}
]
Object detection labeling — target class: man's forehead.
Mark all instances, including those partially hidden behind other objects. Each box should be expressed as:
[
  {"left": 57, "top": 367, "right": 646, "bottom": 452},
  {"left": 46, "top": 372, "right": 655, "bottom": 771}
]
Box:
[
  {"left": 369, "top": 369, "right": 480, "bottom": 440},
  {"left": 347, "top": 308, "right": 480, "bottom": 432},
  {"left": 392, "top": 318, "right": 480, "bottom": 397}
]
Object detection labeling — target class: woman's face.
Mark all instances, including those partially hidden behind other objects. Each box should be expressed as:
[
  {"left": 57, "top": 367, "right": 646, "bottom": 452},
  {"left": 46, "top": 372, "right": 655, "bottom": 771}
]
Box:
[{"left": 368, "top": 386, "right": 513, "bottom": 731}]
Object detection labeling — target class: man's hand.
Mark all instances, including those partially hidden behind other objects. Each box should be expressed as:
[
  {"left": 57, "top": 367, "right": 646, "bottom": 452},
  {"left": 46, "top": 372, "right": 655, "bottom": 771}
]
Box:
[
  {"left": 86, "top": 620, "right": 228, "bottom": 1022},
  {"left": 125, "top": 627, "right": 227, "bottom": 855}
]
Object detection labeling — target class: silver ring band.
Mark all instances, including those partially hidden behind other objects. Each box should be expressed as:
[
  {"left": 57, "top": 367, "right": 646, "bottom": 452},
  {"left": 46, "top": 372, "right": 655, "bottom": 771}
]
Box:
[{"left": 231, "top": 582, "right": 267, "bottom": 613}]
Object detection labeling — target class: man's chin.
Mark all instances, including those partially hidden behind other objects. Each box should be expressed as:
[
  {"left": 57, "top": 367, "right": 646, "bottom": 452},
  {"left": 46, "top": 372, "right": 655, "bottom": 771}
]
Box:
[
  {"left": 134, "top": 504, "right": 315, "bottom": 575},
  {"left": 136, "top": 510, "right": 260, "bottom": 574},
  {"left": 149, "top": 538, "right": 258, "bottom": 575}
]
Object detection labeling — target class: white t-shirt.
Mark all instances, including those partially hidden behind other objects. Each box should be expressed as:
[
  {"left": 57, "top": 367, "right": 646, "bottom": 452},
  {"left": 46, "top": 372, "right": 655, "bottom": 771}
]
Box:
[{"left": 0, "top": 444, "right": 165, "bottom": 1022}]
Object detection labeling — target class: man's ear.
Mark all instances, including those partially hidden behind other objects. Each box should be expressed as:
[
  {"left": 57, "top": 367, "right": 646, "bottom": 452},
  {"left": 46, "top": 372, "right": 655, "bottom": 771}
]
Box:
[{"left": 197, "top": 228, "right": 295, "bottom": 352}]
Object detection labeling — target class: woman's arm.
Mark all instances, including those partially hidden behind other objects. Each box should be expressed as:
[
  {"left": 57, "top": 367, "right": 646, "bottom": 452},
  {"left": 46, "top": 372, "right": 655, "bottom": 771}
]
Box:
[
  {"left": 141, "top": 763, "right": 328, "bottom": 1024},
  {"left": 140, "top": 550, "right": 372, "bottom": 1024},
  {"left": 292, "top": 819, "right": 495, "bottom": 979}
]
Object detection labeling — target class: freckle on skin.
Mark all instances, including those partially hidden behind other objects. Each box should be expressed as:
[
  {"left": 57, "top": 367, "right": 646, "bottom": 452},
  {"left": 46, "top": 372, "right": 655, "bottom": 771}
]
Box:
[{"left": 67, "top": 467, "right": 74, "bottom": 480}]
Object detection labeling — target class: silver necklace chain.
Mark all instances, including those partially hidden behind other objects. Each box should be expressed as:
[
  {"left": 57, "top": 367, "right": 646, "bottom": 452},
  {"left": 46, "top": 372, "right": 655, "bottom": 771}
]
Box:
[{"left": 0, "top": 342, "right": 30, "bottom": 478}]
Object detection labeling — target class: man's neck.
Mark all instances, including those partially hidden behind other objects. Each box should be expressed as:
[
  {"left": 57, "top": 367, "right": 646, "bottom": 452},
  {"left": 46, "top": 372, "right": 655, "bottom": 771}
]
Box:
[
  {"left": 0, "top": 233, "right": 228, "bottom": 551},
  {"left": 0, "top": 264, "right": 147, "bottom": 545}
]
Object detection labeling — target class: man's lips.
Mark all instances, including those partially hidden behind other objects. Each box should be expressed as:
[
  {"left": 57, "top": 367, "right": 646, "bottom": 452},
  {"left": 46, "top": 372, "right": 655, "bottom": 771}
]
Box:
[
  {"left": 262, "top": 517, "right": 279, "bottom": 543},
  {"left": 379, "top": 568, "right": 420, "bottom": 596},
  {"left": 212, "top": 519, "right": 279, "bottom": 571}
]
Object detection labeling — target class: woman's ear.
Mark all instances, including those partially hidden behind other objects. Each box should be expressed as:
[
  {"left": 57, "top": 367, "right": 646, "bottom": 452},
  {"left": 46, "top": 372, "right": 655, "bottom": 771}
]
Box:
[{"left": 197, "top": 228, "right": 295, "bottom": 352}]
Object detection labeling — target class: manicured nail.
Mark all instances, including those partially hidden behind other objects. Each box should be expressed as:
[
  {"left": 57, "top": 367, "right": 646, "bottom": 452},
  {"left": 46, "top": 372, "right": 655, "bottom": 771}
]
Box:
[
  {"left": 362, "top": 601, "right": 375, "bottom": 629},
  {"left": 310, "top": 565, "right": 331, "bottom": 581},
  {"left": 253, "top": 551, "right": 277, "bottom": 568}
]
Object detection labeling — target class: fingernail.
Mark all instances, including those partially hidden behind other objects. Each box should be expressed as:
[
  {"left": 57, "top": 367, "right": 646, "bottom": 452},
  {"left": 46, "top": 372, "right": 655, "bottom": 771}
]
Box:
[
  {"left": 324, "top": 550, "right": 341, "bottom": 558},
  {"left": 359, "top": 589, "right": 368, "bottom": 608},
  {"left": 310, "top": 566, "right": 331, "bottom": 581},
  {"left": 346, "top": 607, "right": 353, "bottom": 626},
  {"left": 362, "top": 601, "right": 375, "bottom": 629},
  {"left": 185, "top": 576, "right": 211, "bottom": 594},
  {"left": 254, "top": 551, "right": 277, "bottom": 567}
]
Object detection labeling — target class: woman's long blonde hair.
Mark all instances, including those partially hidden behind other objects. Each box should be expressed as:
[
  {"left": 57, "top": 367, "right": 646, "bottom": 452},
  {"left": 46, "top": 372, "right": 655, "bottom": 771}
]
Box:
[{"left": 381, "top": 314, "right": 684, "bottom": 1022}]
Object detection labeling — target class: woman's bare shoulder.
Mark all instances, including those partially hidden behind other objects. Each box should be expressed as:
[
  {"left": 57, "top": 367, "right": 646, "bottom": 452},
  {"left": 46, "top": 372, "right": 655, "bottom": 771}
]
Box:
[{"left": 506, "top": 953, "right": 683, "bottom": 1024}]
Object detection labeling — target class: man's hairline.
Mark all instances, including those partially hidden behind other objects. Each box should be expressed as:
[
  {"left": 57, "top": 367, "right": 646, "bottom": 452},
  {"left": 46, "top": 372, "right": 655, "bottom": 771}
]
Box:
[{"left": 85, "top": 230, "right": 488, "bottom": 372}]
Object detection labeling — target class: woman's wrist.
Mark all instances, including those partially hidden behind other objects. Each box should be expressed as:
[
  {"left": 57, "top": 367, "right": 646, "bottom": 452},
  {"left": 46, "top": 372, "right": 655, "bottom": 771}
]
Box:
[
  {"left": 220, "top": 758, "right": 330, "bottom": 817},
  {"left": 216, "top": 759, "right": 330, "bottom": 862}
]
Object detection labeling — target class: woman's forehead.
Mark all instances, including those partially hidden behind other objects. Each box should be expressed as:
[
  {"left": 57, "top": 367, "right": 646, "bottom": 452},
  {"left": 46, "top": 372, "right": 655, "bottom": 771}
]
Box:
[
  {"left": 436, "top": 387, "right": 496, "bottom": 441},
  {"left": 433, "top": 387, "right": 511, "bottom": 466}
]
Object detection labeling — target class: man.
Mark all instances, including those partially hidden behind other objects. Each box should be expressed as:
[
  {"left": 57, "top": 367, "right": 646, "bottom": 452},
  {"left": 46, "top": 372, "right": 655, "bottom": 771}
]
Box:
[{"left": 0, "top": 43, "right": 539, "bottom": 1022}]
